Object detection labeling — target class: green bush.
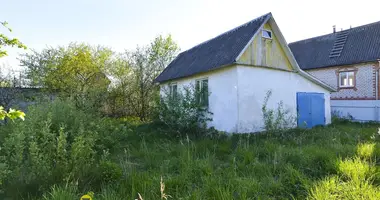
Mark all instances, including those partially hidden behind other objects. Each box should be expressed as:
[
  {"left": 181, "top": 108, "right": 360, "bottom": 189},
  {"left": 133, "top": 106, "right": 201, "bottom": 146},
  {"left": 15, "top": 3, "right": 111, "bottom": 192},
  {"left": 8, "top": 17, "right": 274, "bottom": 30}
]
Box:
[
  {"left": 157, "top": 85, "right": 212, "bottom": 137},
  {"left": 0, "top": 99, "right": 127, "bottom": 199}
]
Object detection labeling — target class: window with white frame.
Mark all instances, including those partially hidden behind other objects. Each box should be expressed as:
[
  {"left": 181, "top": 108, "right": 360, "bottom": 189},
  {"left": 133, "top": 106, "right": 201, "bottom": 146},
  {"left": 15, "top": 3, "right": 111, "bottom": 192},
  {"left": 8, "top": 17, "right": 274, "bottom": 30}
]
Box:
[
  {"left": 339, "top": 71, "right": 355, "bottom": 87},
  {"left": 262, "top": 29, "right": 272, "bottom": 39},
  {"left": 169, "top": 83, "right": 177, "bottom": 99},
  {"left": 196, "top": 79, "right": 208, "bottom": 107}
]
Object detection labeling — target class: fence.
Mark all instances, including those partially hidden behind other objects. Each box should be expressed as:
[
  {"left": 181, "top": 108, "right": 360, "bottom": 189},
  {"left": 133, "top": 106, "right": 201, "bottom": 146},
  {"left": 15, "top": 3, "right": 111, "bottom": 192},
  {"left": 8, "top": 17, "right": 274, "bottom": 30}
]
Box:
[{"left": 331, "top": 100, "right": 380, "bottom": 122}]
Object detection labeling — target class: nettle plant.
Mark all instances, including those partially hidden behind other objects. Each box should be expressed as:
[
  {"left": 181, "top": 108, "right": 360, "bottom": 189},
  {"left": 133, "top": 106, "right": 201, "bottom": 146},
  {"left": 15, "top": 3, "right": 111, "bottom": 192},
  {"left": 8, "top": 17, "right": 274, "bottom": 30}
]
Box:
[
  {"left": 158, "top": 84, "right": 212, "bottom": 137},
  {"left": 0, "top": 106, "right": 25, "bottom": 121}
]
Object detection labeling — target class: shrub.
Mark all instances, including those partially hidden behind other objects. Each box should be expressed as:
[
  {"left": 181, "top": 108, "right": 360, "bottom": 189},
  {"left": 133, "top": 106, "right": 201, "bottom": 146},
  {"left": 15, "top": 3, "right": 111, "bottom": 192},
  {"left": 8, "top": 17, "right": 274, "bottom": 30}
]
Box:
[
  {"left": 157, "top": 85, "right": 212, "bottom": 137},
  {"left": 97, "top": 161, "right": 123, "bottom": 184},
  {"left": 0, "top": 99, "right": 125, "bottom": 198}
]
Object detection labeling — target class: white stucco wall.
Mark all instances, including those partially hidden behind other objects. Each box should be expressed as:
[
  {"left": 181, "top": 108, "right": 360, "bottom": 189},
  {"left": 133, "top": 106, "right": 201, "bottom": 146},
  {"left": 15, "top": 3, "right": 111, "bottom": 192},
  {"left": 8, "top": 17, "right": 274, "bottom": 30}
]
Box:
[
  {"left": 236, "top": 65, "right": 331, "bottom": 133},
  {"left": 160, "top": 66, "right": 239, "bottom": 133},
  {"left": 160, "top": 65, "right": 331, "bottom": 133},
  {"left": 307, "top": 63, "right": 375, "bottom": 99}
]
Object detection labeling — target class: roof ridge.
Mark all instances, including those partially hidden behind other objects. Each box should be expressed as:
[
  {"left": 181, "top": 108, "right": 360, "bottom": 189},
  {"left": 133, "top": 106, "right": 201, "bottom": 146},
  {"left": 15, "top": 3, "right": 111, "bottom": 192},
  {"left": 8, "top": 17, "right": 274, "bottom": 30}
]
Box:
[
  {"left": 289, "top": 20, "right": 380, "bottom": 45},
  {"left": 181, "top": 12, "right": 272, "bottom": 54}
]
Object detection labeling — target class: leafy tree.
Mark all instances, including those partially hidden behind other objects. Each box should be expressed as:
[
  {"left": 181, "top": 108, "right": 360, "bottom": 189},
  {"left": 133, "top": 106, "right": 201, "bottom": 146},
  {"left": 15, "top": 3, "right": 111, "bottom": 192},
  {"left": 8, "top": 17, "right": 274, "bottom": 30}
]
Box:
[
  {"left": 20, "top": 43, "right": 113, "bottom": 109},
  {"left": 106, "top": 35, "right": 179, "bottom": 120},
  {"left": 127, "top": 35, "right": 179, "bottom": 120},
  {"left": 0, "top": 21, "right": 27, "bottom": 57},
  {"left": 106, "top": 53, "right": 133, "bottom": 116}
]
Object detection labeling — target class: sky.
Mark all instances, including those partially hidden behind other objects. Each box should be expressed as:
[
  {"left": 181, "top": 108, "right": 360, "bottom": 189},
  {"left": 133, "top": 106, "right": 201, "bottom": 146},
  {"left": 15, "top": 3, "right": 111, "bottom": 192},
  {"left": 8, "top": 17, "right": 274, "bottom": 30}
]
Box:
[{"left": 1, "top": 0, "right": 380, "bottom": 73}]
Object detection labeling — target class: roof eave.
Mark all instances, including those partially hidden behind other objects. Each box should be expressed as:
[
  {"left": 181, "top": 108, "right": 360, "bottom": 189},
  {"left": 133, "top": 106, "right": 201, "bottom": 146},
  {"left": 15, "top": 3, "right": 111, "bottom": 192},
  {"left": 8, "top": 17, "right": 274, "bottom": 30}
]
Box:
[{"left": 156, "top": 63, "right": 237, "bottom": 84}]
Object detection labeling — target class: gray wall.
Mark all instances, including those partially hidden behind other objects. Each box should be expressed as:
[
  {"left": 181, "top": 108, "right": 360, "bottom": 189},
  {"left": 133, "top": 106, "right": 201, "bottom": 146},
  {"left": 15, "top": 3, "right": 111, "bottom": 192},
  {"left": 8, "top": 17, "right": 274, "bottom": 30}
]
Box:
[
  {"left": 331, "top": 100, "right": 380, "bottom": 122},
  {"left": 0, "top": 87, "right": 54, "bottom": 111}
]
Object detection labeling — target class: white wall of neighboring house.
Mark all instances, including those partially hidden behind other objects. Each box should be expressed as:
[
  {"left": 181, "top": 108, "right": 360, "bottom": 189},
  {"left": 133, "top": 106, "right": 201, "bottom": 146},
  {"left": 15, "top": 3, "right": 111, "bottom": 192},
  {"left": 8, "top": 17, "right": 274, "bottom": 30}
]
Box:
[
  {"left": 160, "top": 65, "right": 332, "bottom": 133},
  {"left": 307, "top": 63, "right": 376, "bottom": 99},
  {"left": 236, "top": 65, "right": 331, "bottom": 133},
  {"left": 160, "top": 66, "right": 240, "bottom": 133}
]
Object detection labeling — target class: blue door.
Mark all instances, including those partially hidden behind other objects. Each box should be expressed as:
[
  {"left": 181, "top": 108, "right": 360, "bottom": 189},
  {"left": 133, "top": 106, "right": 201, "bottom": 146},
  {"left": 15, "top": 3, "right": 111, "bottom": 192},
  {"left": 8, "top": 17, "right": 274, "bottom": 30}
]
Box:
[{"left": 297, "top": 93, "right": 325, "bottom": 128}]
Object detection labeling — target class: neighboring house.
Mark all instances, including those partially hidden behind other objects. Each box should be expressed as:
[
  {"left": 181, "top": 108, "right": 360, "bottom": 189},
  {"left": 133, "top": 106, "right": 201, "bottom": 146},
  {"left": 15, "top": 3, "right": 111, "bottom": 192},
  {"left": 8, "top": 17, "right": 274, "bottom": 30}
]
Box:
[
  {"left": 289, "top": 21, "right": 380, "bottom": 121},
  {"left": 155, "top": 13, "right": 335, "bottom": 133}
]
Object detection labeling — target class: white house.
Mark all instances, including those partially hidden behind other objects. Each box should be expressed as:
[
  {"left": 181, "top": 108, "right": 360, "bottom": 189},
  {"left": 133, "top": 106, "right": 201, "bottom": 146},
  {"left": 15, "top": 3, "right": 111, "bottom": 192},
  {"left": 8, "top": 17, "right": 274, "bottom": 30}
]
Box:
[
  {"left": 155, "top": 13, "right": 335, "bottom": 133},
  {"left": 289, "top": 21, "right": 380, "bottom": 121}
]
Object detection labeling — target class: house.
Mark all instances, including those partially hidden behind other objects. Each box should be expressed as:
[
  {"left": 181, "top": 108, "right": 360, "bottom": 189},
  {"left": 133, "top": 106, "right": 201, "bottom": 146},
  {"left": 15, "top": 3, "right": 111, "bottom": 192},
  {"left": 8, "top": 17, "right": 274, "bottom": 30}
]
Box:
[
  {"left": 155, "top": 13, "right": 335, "bottom": 133},
  {"left": 289, "top": 21, "right": 380, "bottom": 121}
]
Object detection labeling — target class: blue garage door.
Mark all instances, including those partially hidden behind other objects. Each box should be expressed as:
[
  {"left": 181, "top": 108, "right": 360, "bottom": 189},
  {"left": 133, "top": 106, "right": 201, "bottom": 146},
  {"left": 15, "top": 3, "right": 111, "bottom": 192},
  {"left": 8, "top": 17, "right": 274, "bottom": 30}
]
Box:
[{"left": 297, "top": 92, "right": 325, "bottom": 128}]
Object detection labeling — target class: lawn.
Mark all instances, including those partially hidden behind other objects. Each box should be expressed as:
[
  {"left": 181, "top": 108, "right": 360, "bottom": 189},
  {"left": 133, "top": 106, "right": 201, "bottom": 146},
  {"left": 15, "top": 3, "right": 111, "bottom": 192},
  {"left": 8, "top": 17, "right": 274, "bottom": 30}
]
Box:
[{"left": 1, "top": 101, "right": 380, "bottom": 199}]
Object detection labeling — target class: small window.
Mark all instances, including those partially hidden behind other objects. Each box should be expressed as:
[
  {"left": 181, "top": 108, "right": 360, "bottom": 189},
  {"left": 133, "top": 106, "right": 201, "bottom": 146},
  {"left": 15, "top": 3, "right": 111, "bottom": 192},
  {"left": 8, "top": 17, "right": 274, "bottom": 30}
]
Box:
[
  {"left": 262, "top": 30, "right": 272, "bottom": 39},
  {"left": 196, "top": 79, "right": 209, "bottom": 107},
  {"left": 339, "top": 71, "right": 355, "bottom": 87},
  {"left": 169, "top": 84, "right": 177, "bottom": 99}
]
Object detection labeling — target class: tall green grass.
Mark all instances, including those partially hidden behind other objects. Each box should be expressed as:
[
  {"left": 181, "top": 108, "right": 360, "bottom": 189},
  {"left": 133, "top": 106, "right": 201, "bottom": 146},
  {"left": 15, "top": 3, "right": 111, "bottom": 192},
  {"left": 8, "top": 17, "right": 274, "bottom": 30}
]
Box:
[
  {"left": 2, "top": 100, "right": 380, "bottom": 199},
  {"left": 44, "top": 123, "right": 380, "bottom": 200}
]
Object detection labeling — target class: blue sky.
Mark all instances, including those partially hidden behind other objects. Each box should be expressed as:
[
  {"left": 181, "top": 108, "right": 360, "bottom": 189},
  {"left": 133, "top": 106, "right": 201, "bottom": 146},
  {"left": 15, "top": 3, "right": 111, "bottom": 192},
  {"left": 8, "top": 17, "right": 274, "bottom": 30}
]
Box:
[{"left": 2, "top": 0, "right": 380, "bottom": 72}]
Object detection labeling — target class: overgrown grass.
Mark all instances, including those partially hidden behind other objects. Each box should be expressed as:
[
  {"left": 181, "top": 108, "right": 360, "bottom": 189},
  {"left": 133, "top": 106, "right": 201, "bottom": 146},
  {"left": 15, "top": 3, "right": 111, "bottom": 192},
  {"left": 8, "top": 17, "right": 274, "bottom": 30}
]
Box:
[{"left": 1, "top": 100, "right": 380, "bottom": 199}]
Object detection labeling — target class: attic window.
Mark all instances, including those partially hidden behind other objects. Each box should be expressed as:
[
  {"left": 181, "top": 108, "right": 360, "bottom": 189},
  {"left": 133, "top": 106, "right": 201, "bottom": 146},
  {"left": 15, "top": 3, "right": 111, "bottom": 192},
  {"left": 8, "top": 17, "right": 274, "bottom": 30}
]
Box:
[{"left": 262, "top": 30, "right": 272, "bottom": 39}]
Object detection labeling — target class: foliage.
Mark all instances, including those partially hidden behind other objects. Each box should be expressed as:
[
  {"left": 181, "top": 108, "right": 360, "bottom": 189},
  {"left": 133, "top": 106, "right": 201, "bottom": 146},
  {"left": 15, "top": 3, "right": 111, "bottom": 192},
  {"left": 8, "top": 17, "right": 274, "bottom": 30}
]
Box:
[
  {"left": 0, "top": 100, "right": 124, "bottom": 199},
  {"left": 261, "top": 90, "right": 296, "bottom": 132},
  {"left": 20, "top": 43, "right": 112, "bottom": 111},
  {"left": 0, "top": 106, "right": 25, "bottom": 121},
  {"left": 0, "top": 21, "right": 27, "bottom": 58},
  {"left": 106, "top": 35, "right": 180, "bottom": 120},
  {"left": 2, "top": 100, "right": 380, "bottom": 199},
  {"left": 157, "top": 85, "right": 212, "bottom": 137}
]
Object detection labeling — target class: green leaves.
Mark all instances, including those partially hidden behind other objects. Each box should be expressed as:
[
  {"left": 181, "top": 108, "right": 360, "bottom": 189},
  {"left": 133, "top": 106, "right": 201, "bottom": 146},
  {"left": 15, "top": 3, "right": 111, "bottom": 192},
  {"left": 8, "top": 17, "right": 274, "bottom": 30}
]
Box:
[
  {"left": 0, "top": 21, "right": 27, "bottom": 58},
  {"left": 0, "top": 106, "right": 25, "bottom": 121}
]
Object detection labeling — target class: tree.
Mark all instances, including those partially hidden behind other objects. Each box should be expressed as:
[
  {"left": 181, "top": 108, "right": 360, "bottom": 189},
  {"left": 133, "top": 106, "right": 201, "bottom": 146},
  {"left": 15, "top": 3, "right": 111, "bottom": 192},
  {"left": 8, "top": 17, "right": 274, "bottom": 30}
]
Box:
[
  {"left": 20, "top": 43, "right": 113, "bottom": 109},
  {"left": 108, "top": 35, "right": 180, "bottom": 120},
  {"left": 0, "top": 21, "right": 27, "bottom": 57},
  {"left": 106, "top": 53, "right": 133, "bottom": 116}
]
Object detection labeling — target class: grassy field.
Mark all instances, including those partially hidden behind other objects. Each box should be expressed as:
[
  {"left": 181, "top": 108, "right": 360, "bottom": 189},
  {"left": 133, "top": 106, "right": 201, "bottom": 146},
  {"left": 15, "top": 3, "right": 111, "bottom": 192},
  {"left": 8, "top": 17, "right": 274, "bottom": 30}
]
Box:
[
  {"left": 100, "top": 122, "right": 380, "bottom": 200},
  {"left": 2, "top": 101, "right": 380, "bottom": 199}
]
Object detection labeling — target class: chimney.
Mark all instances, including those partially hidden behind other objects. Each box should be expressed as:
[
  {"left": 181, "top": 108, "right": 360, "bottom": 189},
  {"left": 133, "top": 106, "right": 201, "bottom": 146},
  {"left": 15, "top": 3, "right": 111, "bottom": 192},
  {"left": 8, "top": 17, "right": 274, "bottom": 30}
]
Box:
[{"left": 333, "top": 25, "right": 336, "bottom": 33}]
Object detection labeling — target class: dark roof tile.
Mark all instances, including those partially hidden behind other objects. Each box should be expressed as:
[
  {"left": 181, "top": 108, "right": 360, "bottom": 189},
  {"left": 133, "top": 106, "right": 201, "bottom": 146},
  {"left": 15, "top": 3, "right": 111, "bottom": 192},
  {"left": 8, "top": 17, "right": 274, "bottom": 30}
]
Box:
[
  {"left": 155, "top": 13, "right": 271, "bottom": 82},
  {"left": 289, "top": 21, "right": 380, "bottom": 70}
]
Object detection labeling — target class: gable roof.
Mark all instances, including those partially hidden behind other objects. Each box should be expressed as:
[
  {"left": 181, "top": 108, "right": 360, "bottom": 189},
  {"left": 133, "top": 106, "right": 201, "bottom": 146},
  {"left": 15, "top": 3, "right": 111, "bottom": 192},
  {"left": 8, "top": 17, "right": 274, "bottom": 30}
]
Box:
[
  {"left": 155, "top": 13, "right": 335, "bottom": 92},
  {"left": 289, "top": 21, "right": 380, "bottom": 70},
  {"left": 155, "top": 13, "right": 272, "bottom": 83}
]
